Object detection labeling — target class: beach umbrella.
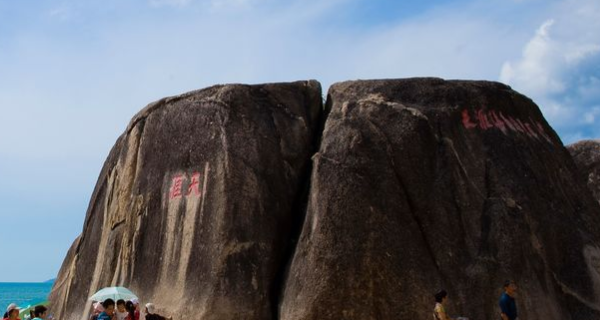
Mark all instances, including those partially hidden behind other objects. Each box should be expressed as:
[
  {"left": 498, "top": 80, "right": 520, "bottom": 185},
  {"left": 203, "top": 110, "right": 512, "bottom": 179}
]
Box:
[
  {"left": 89, "top": 286, "right": 138, "bottom": 302},
  {"left": 18, "top": 305, "right": 32, "bottom": 318}
]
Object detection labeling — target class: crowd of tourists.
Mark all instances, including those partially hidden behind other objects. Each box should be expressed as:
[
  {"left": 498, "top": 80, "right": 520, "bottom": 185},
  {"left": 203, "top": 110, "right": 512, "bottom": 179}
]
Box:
[
  {"left": 2, "top": 299, "right": 172, "bottom": 320},
  {"left": 4, "top": 279, "right": 518, "bottom": 320},
  {"left": 3, "top": 304, "right": 48, "bottom": 320},
  {"left": 89, "top": 299, "right": 172, "bottom": 320}
]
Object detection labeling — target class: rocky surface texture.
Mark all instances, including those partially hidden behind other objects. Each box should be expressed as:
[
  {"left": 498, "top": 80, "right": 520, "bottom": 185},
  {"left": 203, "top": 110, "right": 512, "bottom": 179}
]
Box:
[
  {"left": 49, "top": 81, "right": 323, "bottom": 320},
  {"left": 568, "top": 140, "right": 600, "bottom": 205},
  {"left": 280, "top": 79, "right": 600, "bottom": 320},
  {"left": 50, "top": 79, "right": 600, "bottom": 320}
]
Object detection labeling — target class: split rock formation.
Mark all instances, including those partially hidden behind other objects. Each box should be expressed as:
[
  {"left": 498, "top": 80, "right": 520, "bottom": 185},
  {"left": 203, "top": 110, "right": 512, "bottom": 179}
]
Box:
[{"left": 50, "top": 79, "right": 600, "bottom": 320}]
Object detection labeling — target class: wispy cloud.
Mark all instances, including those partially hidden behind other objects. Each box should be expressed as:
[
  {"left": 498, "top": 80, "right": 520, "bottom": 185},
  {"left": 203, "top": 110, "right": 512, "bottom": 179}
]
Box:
[
  {"left": 500, "top": 20, "right": 565, "bottom": 96},
  {"left": 498, "top": 0, "right": 600, "bottom": 142}
]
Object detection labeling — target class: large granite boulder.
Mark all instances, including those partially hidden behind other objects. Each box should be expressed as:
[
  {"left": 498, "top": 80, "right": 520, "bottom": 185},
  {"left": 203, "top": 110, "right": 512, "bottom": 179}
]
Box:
[
  {"left": 50, "top": 78, "right": 600, "bottom": 320},
  {"left": 48, "top": 81, "right": 323, "bottom": 320},
  {"left": 280, "top": 79, "right": 600, "bottom": 320},
  {"left": 568, "top": 140, "right": 600, "bottom": 205}
]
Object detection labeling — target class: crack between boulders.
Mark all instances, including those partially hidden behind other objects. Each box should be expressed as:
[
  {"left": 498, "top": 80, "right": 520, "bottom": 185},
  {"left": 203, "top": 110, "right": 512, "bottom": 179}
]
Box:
[{"left": 270, "top": 90, "right": 330, "bottom": 320}]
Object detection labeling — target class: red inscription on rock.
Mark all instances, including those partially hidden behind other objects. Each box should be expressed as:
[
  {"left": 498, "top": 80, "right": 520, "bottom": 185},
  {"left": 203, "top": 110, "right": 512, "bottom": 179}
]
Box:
[
  {"left": 187, "top": 172, "right": 201, "bottom": 196},
  {"left": 462, "top": 109, "right": 477, "bottom": 129},
  {"left": 489, "top": 110, "right": 507, "bottom": 134},
  {"left": 461, "top": 108, "right": 552, "bottom": 144},
  {"left": 169, "top": 171, "right": 203, "bottom": 200},
  {"left": 477, "top": 109, "right": 492, "bottom": 130},
  {"left": 169, "top": 175, "right": 185, "bottom": 199}
]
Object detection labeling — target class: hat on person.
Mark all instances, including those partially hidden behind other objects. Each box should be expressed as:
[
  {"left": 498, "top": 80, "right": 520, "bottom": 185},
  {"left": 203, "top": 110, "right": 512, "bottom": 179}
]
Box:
[
  {"left": 145, "top": 303, "right": 155, "bottom": 314},
  {"left": 6, "top": 303, "right": 20, "bottom": 313},
  {"left": 130, "top": 298, "right": 139, "bottom": 305}
]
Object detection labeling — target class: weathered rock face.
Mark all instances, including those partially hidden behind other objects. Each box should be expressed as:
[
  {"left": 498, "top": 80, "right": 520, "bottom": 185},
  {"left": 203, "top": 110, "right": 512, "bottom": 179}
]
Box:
[
  {"left": 49, "top": 81, "right": 323, "bottom": 320},
  {"left": 280, "top": 79, "right": 600, "bottom": 320},
  {"left": 51, "top": 78, "right": 600, "bottom": 320},
  {"left": 568, "top": 140, "right": 600, "bottom": 205}
]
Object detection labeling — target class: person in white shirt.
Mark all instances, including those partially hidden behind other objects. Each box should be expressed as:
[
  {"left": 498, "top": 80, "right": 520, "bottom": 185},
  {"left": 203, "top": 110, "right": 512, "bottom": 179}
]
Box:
[{"left": 115, "top": 300, "right": 128, "bottom": 320}]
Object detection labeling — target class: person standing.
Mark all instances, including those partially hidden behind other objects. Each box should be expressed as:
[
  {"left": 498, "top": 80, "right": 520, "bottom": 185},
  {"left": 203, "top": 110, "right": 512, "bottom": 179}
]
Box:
[
  {"left": 433, "top": 290, "right": 455, "bottom": 320},
  {"left": 499, "top": 280, "right": 518, "bottom": 320}
]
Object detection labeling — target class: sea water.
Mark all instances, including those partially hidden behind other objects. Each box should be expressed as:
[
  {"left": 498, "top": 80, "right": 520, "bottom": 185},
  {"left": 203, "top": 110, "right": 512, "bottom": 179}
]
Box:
[{"left": 0, "top": 282, "right": 53, "bottom": 311}]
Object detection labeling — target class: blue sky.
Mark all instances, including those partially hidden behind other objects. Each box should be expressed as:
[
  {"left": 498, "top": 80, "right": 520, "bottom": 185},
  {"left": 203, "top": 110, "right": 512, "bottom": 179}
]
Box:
[{"left": 1, "top": 0, "right": 599, "bottom": 282}]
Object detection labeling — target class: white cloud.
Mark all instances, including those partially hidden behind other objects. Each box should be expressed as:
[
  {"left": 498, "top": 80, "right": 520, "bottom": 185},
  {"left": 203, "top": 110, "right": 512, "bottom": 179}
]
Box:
[
  {"left": 500, "top": 19, "right": 566, "bottom": 96},
  {"left": 498, "top": 0, "right": 600, "bottom": 142}
]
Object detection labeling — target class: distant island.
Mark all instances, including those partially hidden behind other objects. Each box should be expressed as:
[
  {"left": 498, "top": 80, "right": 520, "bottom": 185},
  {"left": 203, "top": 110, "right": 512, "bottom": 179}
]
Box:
[{"left": 44, "top": 278, "right": 56, "bottom": 284}]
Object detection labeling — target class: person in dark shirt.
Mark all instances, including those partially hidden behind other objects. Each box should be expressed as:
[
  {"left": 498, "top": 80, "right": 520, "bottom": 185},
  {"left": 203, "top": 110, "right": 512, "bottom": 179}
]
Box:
[
  {"left": 97, "top": 299, "right": 116, "bottom": 320},
  {"left": 499, "top": 280, "right": 518, "bottom": 320}
]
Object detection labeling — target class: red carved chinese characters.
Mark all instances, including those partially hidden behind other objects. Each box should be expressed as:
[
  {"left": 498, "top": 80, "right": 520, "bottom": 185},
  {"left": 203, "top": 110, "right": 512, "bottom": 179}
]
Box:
[
  {"left": 508, "top": 116, "right": 524, "bottom": 133},
  {"left": 169, "top": 172, "right": 203, "bottom": 200},
  {"left": 169, "top": 175, "right": 185, "bottom": 199},
  {"left": 524, "top": 122, "right": 538, "bottom": 139},
  {"left": 477, "top": 109, "right": 492, "bottom": 130},
  {"left": 533, "top": 120, "right": 552, "bottom": 143},
  {"left": 499, "top": 112, "right": 516, "bottom": 132},
  {"left": 187, "top": 172, "right": 201, "bottom": 196},
  {"left": 489, "top": 110, "right": 507, "bottom": 134},
  {"left": 516, "top": 119, "right": 528, "bottom": 134},
  {"left": 462, "top": 109, "right": 477, "bottom": 129},
  {"left": 460, "top": 108, "right": 552, "bottom": 144}
]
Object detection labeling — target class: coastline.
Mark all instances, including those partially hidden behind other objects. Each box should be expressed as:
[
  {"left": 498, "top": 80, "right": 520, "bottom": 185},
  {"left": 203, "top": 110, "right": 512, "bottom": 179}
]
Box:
[{"left": 0, "top": 282, "right": 53, "bottom": 309}]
